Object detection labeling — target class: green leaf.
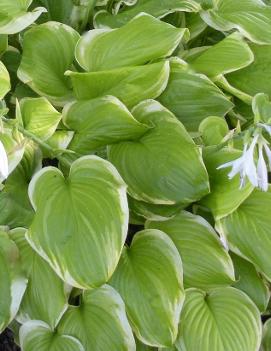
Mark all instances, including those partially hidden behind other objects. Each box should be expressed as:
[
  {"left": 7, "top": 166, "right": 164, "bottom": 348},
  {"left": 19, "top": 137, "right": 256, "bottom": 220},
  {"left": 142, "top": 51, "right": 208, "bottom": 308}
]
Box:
[
  {"left": 63, "top": 95, "right": 150, "bottom": 154},
  {"left": 201, "top": 0, "right": 271, "bottom": 45},
  {"left": 146, "top": 211, "right": 235, "bottom": 290},
  {"left": 136, "top": 338, "right": 155, "bottom": 350},
  {"left": 216, "top": 188, "right": 271, "bottom": 282},
  {"left": 19, "top": 97, "right": 62, "bottom": 141},
  {"left": 0, "top": 61, "right": 10, "bottom": 98},
  {"left": 158, "top": 59, "right": 233, "bottom": 131},
  {"left": 75, "top": 13, "right": 188, "bottom": 71},
  {"left": 185, "top": 13, "right": 207, "bottom": 40},
  {"left": 94, "top": 0, "right": 200, "bottom": 29},
  {"left": 226, "top": 44, "right": 271, "bottom": 99},
  {"left": 0, "top": 230, "right": 27, "bottom": 333},
  {"left": 231, "top": 252, "right": 270, "bottom": 313},
  {"left": 108, "top": 100, "right": 209, "bottom": 205},
  {"left": 0, "top": 35, "right": 8, "bottom": 55},
  {"left": 252, "top": 93, "right": 271, "bottom": 124},
  {"left": 10, "top": 228, "right": 69, "bottom": 328},
  {"left": 0, "top": 0, "right": 46, "bottom": 34},
  {"left": 0, "top": 142, "right": 41, "bottom": 228},
  {"left": 67, "top": 61, "right": 170, "bottom": 108},
  {"left": 19, "top": 320, "right": 84, "bottom": 351},
  {"left": 110, "top": 229, "right": 185, "bottom": 347},
  {"left": 199, "top": 147, "right": 254, "bottom": 220},
  {"left": 32, "top": 0, "right": 74, "bottom": 24},
  {"left": 27, "top": 155, "right": 129, "bottom": 289},
  {"left": 199, "top": 116, "right": 229, "bottom": 146},
  {"left": 58, "top": 285, "right": 136, "bottom": 351},
  {"left": 175, "top": 287, "right": 261, "bottom": 351},
  {"left": 187, "top": 32, "right": 254, "bottom": 77},
  {"left": 18, "top": 22, "right": 80, "bottom": 106},
  {"left": 262, "top": 319, "right": 271, "bottom": 351},
  {"left": 41, "top": 130, "right": 74, "bottom": 159}
]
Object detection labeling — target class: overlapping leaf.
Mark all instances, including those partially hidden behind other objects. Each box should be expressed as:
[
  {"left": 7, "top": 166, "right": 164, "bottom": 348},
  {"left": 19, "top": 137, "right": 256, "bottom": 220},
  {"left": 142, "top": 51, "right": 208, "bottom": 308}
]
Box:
[
  {"left": 110, "top": 229, "right": 185, "bottom": 347},
  {"left": 27, "top": 156, "right": 129, "bottom": 289},
  {"left": 0, "top": 61, "right": 10, "bottom": 98},
  {"left": 108, "top": 100, "right": 209, "bottom": 205}
]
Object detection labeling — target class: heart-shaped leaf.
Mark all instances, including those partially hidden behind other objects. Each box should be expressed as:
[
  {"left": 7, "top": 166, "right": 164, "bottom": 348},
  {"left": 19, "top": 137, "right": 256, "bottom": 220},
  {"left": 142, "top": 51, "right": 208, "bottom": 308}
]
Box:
[
  {"left": 75, "top": 13, "right": 188, "bottom": 71},
  {"left": 0, "top": 229, "right": 27, "bottom": 333},
  {"left": 26, "top": 155, "right": 129, "bottom": 289},
  {"left": 201, "top": 0, "right": 271, "bottom": 45},
  {"left": 158, "top": 59, "right": 233, "bottom": 131},
  {"left": 67, "top": 61, "right": 170, "bottom": 108},
  {"left": 216, "top": 188, "right": 271, "bottom": 282},
  {"left": 110, "top": 229, "right": 185, "bottom": 347},
  {"left": 19, "top": 320, "right": 84, "bottom": 351},
  {"left": 58, "top": 285, "right": 136, "bottom": 351},
  {"left": 18, "top": 22, "right": 80, "bottom": 106},
  {"left": 176, "top": 287, "right": 261, "bottom": 351},
  {"left": 63, "top": 95, "right": 149, "bottom": 154},
  {"left": 108, "top": 100, "right": 209, "bottom": 205},
  {"left": 94, "top": 0, "right": 200, "bottom": 29},
  {"left": 11, "top": 228, "right": 69, "bottom": 328},
  {"left": 0, "top": 0, "right": 46, "bottom": 34},
  {"left": 146, "top": 211, "right": 235, "bottom": 290}
]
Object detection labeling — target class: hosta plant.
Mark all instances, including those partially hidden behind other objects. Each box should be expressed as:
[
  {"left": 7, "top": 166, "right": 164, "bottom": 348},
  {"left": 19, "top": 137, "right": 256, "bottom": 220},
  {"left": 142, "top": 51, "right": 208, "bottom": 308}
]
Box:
[{"left": 1, "top": 0, "right": 271, "bottom": 350}]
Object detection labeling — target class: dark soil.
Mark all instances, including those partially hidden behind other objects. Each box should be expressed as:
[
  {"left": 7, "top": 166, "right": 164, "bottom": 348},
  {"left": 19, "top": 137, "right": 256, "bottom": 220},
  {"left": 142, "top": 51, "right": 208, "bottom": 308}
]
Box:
[{"left": 0, "top": 329, "right": 20, "bottom": 351}]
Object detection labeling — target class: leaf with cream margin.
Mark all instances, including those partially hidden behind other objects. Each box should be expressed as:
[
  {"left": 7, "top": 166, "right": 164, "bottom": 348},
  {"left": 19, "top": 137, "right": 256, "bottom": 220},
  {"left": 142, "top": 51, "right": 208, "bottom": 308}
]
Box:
[
  {"left": 94, "top": 0, "right": 200, "bottom": 29},
  {"left": 18, "top": 22, "right": 80, "bottom": 106},
  {"left": 187, "top": 32, "right": 254, "bottom": 77},
  {"left": 110, "top": 229, "right": 185, "bottom": 348},
  {"left": 175, "top": 287, "right": 261, "bottom": 351},
  {"left": 63, "top": 96, "right": 150, "bottom": 155},
  {"left": 0, "top": 61, "right": 10, "bottom": 98},
  {"left": 19, "top": 320, "right": 84, "bottom": 351},
  {"left": 231, "top": 252, "right": 270, "bottom": 313},
  {"left": 199, "top": 146, "right": 254, "bottom": 220},
  {"left": 0, "top": 0, "right": 46, "bottom": 34},
  {"left": 11, "top": 228, "right": 69, "bottom": 328},
  {"left": 108, "top": 100, "right": 209, "bottom": 205},
  {"left": 216, "top": 188, "right": 271, "bottom": 282},
  {"left": 19, "top": 97, "right": 62, "bottom": 141},
  {"left": 226, "top": 44, "right": 271, "bottom": 98},
  {"left": 0, "top": 229, "right": 27, "bottom": 333},
  {"left": 158, "top": 59, "right": 233, "bottom": 131},
  {"left": 0, "top": 141, "right": 41, "bottom": 228},
  {"left": 67, "top": 60, "right": 170, "bottom": 108},
  {"left": 146, "top": 211, "right": 235, "bottom": 290},
  {"left": 58, "top": 285, "right": 136, "bottom": 351},
  {"left": 75, "top": 13, "right": 188, "bottom": 71},
  {"left": 26, "top": 155, "right": 129, "bottom": 289},
  {"left": 201, "top": 0, "right": 271, "bottom": 45}
]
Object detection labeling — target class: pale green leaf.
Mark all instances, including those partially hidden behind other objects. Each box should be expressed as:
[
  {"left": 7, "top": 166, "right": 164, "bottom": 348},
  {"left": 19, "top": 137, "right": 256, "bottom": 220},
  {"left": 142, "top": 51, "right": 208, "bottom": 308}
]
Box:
[
  {"left": 0, "top": 0, "right": 46, "bottom": 34},
  {"left": 110, "top": 229, "right": 185, "bottom": 347},
  {"left": 231, "top": 252, "right": 270, "bottom": 313},
  {"left": 262, "top": 319, "right": 271, "bottom": 351},
  {"left": 41, "top": 130, "right": 74, "bottom": 159},
  {"left": 0, "top": 61, "right": 10, "bottom": 98},
  {"left": 67, "top": 61, "right": 170, "bottom": 108},
  {"left": 0, "top": 230, "right": 27, "bottom": 333},
  {"left": 11, "top": 228, "right": 69, "bottom": 328},
  {"left": 175, "top": 287, "right": 261, "bottom": 351},
  {"left": 19, "top": 320, "right": 84, "bottom": 351},
  {"left": 146, "top": 211, "right": 235, "bottom": 290},
  {"left": 19, "top": 97, "right": 62, "bottom": 141},
  {"left": 158, "top": 59, "right": 233, "bottom": 131},
  {"left": 216, "top": 188, "right": 271, "bottom": 282},
  {"left": 27, "top": 155, "right": 129, "bottom": 289},
  {"left": 201, "top": 0, "right": 271, "bottom": 45},
  {"left": 199, "top": 147, "right": 254, "bottom": 220},
  {"left": 18, "top": 22, "right": 80, "bottom": 106},
  {"left": 108, "top": 100, "right": 209, "bottom": 205},
  {"left": 199, "top": 116, "right": 229, "bottom": 146},
  {"left": 58, "top": 285, "right": 136, "bottom": 351},
  {"left": 94, "top": 0, "right": 200, "bottom": 29},
  {"left": 187, "top": 32, "right": 254, "bottom": 77},
  {"left": 252, "top": 93, "right": 271, "bottom": 124},
  {"left": 63, "top": 96, "right": 149, "bottom": 154},
  {"left": 75, "top": 13, "right": 188, "bottom": 71}
]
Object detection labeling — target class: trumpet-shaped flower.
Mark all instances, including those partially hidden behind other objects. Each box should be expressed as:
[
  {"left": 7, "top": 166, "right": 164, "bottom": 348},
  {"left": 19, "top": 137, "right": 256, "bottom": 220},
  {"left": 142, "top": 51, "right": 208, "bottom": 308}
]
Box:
[{"left": 0, "top": 140, "right": 8, "bottom": 180}]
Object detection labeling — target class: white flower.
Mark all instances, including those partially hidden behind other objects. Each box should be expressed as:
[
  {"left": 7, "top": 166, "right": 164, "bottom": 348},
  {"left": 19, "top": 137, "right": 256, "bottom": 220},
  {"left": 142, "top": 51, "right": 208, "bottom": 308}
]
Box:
[
  {"left": 257, "top": 143, "right": 268, "bottom": 191},
  {"left": 217, "top": 135, "right": 259, "bottom": 188},
  {"left": 0, "top": 140, "right": 8, "bottom": 180}
]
